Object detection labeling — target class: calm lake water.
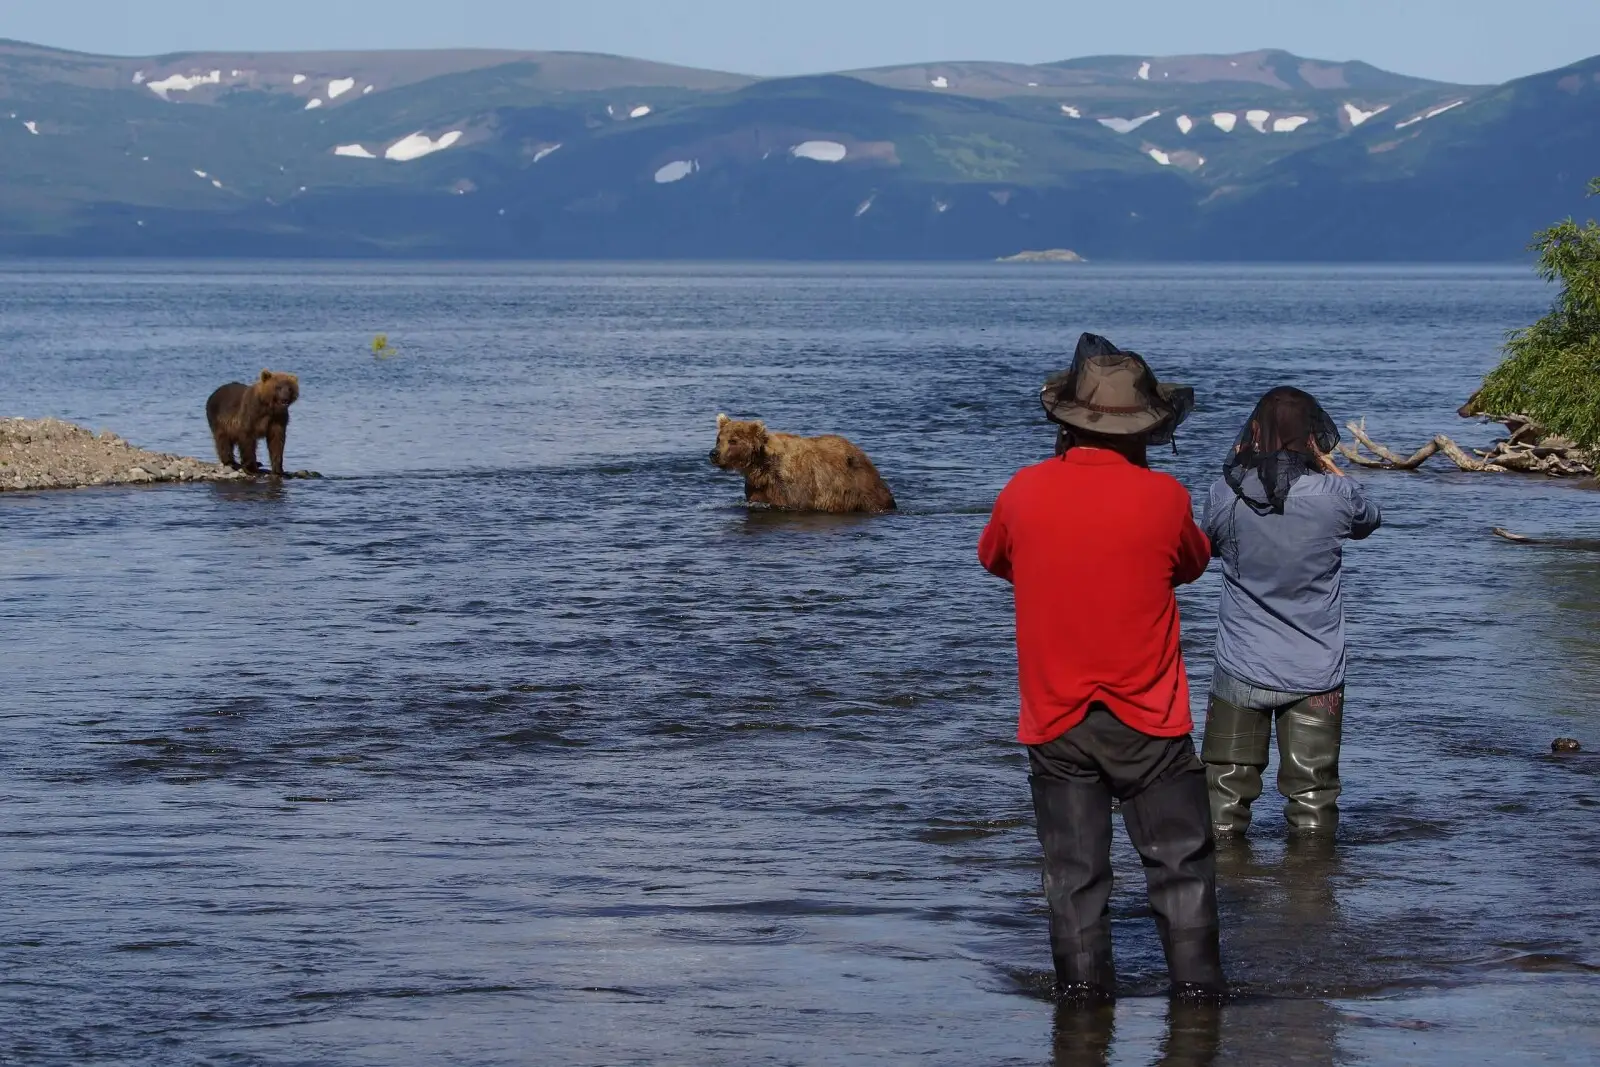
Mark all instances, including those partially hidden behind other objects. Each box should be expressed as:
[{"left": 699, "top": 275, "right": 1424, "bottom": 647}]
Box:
[{"left": 2, "top": 263, "right": 1598, "bottom": 1066}]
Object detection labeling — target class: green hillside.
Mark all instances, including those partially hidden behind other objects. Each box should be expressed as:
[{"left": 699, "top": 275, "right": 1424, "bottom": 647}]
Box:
[{"left": 0, "top": 39, "right": 1590, "bottom": 258}]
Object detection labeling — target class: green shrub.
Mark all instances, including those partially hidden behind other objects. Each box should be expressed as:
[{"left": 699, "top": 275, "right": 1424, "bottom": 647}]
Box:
[{"left": 1477, "top": 177, "right": 1600, "bottom": 448}]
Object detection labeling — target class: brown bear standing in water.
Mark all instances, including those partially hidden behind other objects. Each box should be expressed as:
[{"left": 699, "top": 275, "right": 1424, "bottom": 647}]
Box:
[
  {"left": 709, "top": 414, "right": 897, "bottom": 513},
  {"left": 206, "top": 370, "right": 300, "bottom": 476}
]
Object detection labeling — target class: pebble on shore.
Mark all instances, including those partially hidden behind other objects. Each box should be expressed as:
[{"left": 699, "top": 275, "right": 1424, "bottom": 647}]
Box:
[{"left": 0, "top": 417, "right": 247, "bottom": 492}]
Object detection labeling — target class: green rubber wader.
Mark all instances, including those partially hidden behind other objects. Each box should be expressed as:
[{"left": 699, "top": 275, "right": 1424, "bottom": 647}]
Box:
[
  {"left": 1276, "top": 689, "right": 1343, "bottom": 832},
  {"left": 1199, "top": 694, "right": 1272, "bottom": 832}
]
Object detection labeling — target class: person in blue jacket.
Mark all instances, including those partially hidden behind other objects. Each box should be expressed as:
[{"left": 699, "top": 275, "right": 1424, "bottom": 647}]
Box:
[{"left": 1201, "top": 387, "right": 1382, "bottom": 835}]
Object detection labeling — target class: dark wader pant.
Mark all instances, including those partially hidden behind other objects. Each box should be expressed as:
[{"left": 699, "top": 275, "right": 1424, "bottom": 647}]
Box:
[
  {"left": 1201, "top": 670, "right": 1343, "bottom": 834},
  {"left": 1028, "top": 705, "right": 1223, "bottom": 995}
]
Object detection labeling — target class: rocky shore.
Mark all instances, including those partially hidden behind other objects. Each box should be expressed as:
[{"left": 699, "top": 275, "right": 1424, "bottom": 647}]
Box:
[{"left": 0, "top": 418, "right": 246, "bottom": 492}]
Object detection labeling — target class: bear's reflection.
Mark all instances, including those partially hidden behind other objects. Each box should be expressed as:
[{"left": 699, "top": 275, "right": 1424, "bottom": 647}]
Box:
[{"left": 208, "top": 478, "right": 290, "bottom": 504}]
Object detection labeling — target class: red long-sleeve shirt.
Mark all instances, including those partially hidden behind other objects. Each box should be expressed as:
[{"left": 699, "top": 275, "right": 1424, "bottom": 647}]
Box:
[{"left": 978, "top": 448, "right": 1211, "bottom": 744}]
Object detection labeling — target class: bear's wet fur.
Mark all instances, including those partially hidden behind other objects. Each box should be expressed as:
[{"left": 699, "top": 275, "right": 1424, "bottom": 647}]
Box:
[
  {"left": 709, "top": 414, "right": 897, "bottom": 513},
  {"left": 206, "top": 370, "right": 300, "bottom": 476}
]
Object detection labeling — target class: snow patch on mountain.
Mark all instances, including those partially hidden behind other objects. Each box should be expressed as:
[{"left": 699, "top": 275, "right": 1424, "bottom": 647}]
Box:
[
  {"left": 532, "top": 144, "right": 561, "bottom": 163},
  {"left": 23, "top": 120, "right": 38, "bottom": 135},
  {"left": 292, "top": 74, "right": 307, "bottom": 85},
  {"left": 654, "top": 159, "right": 697, "bottom": 183},
  {"left": 1098, "top": 111, "right": 1160, "bottom": 133},
  {"left": 1212, "top": 112, "right": 1237, "bottom": 132},
  {"left": 363, "top": 85, "right": 374, "bottom": 95},
  {"left": 385, "top": 130, "right": 463, "bottom": 161},
  {"left": 1137, "top": 62, "right": 1151, "bottom": 81},
  {"left": 629, "top": 105, "right": 652, "bottom": 118},
  {"left": 1147, "top": 148, "right": 1171, "bottom": 165},
  {"left": 1395, "top": 100, "right": 1465, "bottom": 129},
  {"left": 132, "top": 71, "right": 145, "bottom": 85},
  {"left": 1273, "top": 115, "right": 1311, "bottom": 132},
  {"left": 147, "top": 70, "right": 221, "bottom": 99},
  {"left": 328, "top": 78, "right": 356, "bottom": 100},
  {"left": 855, "top": 193, "right": 876, "bottom": 217},
  {"left": 930, "top": 76, "right": 949, "bottom": 88},
  {"left": 1176, "top": 115, "right": 1194, "bottom": 134},
  {"left": 335, "top": 144, "right": 376, "bottom": 158},
  {"left": 791, "top": 140, "right": 848, "bottom": 162},
  {"left": 1246, "top": 109, "right": 1271, "bottom": 133},
  {"left": 1343, "top": 102, "right": 1387, "bottom": 127},
  {"left": 305, "top": 99, "right": 323, "bottom": 111},
  {"left": 1060, "top": 104, "right": 1081, "bottom": 118}
]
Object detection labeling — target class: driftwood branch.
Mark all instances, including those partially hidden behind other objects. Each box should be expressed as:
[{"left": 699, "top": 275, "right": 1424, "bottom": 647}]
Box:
[
  {"left": 1346, "top": 420, "right": 1441, "bottom": 468},
  {"left": 1340, "top": 420, "right": 1512, "bottom": 473},
  {"left": 1435, "top": 435, "right": 1500, "bottom": 472},
  {"left": 1339, "top": 415, "right": 1597, "bottom": 477},
  {"left": 1335, "top": 443, "right": 1387, "bottom": 468}
]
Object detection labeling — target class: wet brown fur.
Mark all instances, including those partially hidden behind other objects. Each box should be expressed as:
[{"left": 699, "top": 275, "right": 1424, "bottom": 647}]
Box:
[
  {"left": 206, "top": 370, "right": 300, "bottom": 476},
  {"left": 709, "top": 414, "right": 897, "bottom": 513}
]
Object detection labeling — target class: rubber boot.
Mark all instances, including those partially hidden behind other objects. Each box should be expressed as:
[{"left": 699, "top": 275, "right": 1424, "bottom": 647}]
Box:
[
  {"left": 1030, "top": 774, "right": 1117, "bottom": 999},
  {"left": 1120, "top": 766, "right": 1226, "bottom": 995},
  {"left": 1200, "top": 694, "right": 1271, "bottom": 834},
  {"left": 1276, "top": 689, "right": 1343, "bottom": 833}
]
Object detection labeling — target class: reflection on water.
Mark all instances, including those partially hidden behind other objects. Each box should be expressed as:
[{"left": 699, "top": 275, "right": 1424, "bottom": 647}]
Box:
[{"left": 2, "top": 263, "right": 1599, "bottom": 1065}]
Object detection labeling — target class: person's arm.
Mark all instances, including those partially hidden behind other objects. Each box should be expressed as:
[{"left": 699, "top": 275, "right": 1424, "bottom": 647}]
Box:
[
  {"left": 1201, "top": 480, "right": 1229, "bottom": 560},
  {"left": 1174, "top": 490, "right": 1212, "bottom": 586},
  {"left": 978, "top": 488, "right": 1014, "bottom": 583},
  {"left": 1344, "top": 478, "right": 1382, "bottom": 541}
]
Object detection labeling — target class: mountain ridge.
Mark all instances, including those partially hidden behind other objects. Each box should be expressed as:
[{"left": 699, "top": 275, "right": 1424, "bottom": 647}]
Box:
[{"left": 0, "top": 39, "right": 1591, "bottom": 259}]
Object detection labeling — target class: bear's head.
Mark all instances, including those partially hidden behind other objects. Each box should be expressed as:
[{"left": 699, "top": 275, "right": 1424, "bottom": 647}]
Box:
[
  {"left": 257, "top": 370, "right": 300, "bottom": 411},
  {"left": 709, "top": 413, "right": 769, "bottom": 471}
]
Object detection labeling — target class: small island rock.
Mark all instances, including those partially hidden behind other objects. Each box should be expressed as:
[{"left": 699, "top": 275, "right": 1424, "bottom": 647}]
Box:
[{"left": 996, "top": 248, "right": 1088, "bottom": 264}]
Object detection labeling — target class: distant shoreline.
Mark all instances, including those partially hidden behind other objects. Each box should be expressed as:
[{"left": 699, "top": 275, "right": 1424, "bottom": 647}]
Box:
[{"left": 0, "top": 256, "right": 1538, "bottom": 268}]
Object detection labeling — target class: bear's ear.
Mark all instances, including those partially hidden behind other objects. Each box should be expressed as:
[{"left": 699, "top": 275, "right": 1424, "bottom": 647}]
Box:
[
  {"left": 260, "top": 369, "right": 274, "bottom": 381},
  {"left": 716, "top": 413, "right": 728, "bottom": 426}
]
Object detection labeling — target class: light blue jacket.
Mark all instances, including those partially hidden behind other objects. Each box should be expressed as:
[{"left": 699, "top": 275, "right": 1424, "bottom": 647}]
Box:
[{"left": 1203, "top": 472, "right": 1381, "bottom": 693}]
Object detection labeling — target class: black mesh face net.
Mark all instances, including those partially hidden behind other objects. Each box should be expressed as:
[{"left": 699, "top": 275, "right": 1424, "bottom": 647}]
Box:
[{"left": 1223, "top": 387, "right": 1340, "bottom": 514}]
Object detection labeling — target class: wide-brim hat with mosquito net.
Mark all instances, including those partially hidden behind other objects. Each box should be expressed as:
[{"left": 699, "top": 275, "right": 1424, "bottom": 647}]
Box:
[{"left": 1040, "top": 333, "right": 1195, "bottom": 446}]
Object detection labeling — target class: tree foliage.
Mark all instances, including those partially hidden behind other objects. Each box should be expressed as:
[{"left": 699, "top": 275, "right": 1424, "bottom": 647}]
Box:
[{"left": 1476, "top": 177, "right": 1600, "bottom": 449}]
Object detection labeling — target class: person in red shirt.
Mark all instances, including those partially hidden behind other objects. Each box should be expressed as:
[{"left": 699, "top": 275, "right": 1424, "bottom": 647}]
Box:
[{"left": 979, "top": 333, "right": 1223, "bottom": 1001}]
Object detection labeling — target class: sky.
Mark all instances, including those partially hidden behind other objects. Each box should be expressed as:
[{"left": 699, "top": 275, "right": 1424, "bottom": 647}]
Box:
[{"left": 4, "top": 1, "right": 1598, "bottom": 85}]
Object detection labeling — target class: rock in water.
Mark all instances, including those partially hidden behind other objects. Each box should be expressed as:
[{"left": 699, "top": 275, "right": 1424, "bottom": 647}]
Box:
[
  {"left": 995, "top": 248, "right": 1087, "bottom": 264},
  {"left": 1552, "top": 738, "right": 1582, "bottom": 753}
]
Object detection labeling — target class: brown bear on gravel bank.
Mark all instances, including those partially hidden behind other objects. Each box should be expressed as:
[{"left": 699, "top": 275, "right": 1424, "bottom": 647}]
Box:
[
  {"left": 709, "top": 414, "right": 897, "bottom": 513},
  {"left": 206, "top": 370, "right": 299, "bottom": 476}
]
